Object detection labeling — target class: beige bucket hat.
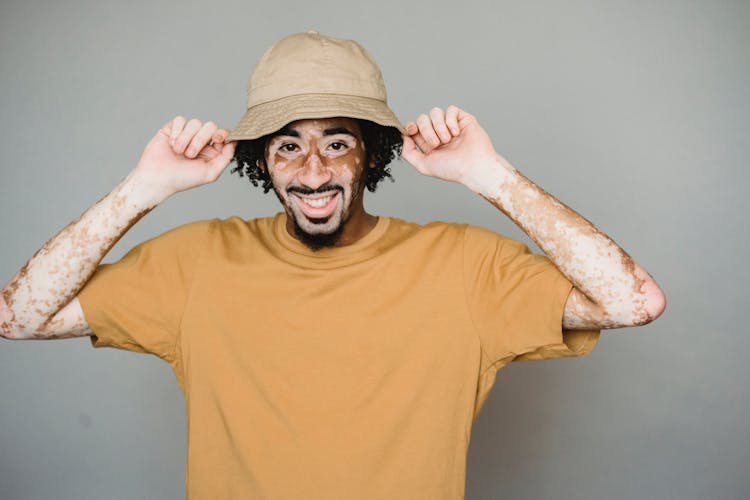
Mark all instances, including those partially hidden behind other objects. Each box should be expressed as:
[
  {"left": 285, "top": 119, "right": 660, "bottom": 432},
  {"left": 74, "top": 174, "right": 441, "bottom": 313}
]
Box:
[{"left": 225, "top": 30, "right": 404, "bottom": 142}]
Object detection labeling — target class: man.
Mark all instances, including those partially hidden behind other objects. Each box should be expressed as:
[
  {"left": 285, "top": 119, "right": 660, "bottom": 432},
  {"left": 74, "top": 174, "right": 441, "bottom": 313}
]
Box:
[{"left": 0, "top": 31, "right": 665, "bottom": 499}]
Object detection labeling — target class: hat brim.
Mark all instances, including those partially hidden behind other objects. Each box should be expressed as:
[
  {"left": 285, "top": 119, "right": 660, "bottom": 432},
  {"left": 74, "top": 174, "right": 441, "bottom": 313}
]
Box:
[{"left": 225, "top": 93, "right": 405, "bottom": 142}]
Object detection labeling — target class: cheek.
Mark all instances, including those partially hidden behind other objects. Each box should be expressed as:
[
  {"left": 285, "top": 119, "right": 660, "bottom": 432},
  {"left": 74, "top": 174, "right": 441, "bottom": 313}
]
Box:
[
  {"left": 268, "top": 156, "right": 295, "bottom": 186},
  {"left": 332, "top": 150, "right": 365, "bottom": 186},
  {"left": 337, "top": 165, "right": 355, "bottom": 189},
  {"left": 267, "top": 152, "right": 290, "bottom": 171}
]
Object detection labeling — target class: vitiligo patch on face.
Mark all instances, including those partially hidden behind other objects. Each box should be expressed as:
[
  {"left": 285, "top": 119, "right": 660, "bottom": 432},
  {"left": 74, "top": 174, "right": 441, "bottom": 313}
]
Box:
[{"left": 264, "top": 118, "right": 373, "bottom": 249}]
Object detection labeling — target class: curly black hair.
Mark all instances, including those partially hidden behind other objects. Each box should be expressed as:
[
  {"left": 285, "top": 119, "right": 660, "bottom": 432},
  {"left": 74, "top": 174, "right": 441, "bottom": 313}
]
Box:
[{"left": 230, "top": 119, "right": 403, "bottom": 193}]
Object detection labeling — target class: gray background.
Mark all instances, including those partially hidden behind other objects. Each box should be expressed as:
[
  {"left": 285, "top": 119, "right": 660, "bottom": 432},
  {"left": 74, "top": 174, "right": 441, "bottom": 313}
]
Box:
[{"left": 1, "top": 0, "right": 747, "bottom": 498}]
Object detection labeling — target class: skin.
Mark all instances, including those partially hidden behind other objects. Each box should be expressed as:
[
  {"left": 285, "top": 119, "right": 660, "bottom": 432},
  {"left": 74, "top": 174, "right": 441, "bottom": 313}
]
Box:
[
  {"left": 263, "top": 118, "right": 378, "bottom": 248},
  {"left": 0, "top": 117, "right": 235, "bottom": 339},
  {"left": 401, "top": 106, "right": 666, "bottom": 329},
  {"left": 0, "top": 106, "right": 666, "bottom": 340}
]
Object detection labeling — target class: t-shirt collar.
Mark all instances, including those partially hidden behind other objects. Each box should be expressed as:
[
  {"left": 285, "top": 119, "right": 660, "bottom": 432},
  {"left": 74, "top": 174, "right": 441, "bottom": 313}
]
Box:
[{"left": 270, "top": 212, "right": 391, "bottom": 268}]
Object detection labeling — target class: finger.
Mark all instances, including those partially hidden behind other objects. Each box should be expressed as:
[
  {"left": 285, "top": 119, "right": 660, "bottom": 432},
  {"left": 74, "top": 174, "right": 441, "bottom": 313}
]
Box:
[
  {"left": 186, "top": 121, "right": 219, "bottom": 158},
  {"left": 404, "top": 122, "right": 418, "bottom": 136},
  {"left": 400, "top": 134, "right": 425, "bottom": 172},
  {"left": 411, "top": 132, "right": 431, "bottom": 155},
  {"left": 173, "top": 118, "right": 203, "bottom": 155},
  {"left": 213, "top": 128, "right": 230, "bottom": 143},
  {"left": 208, "top": 129, "right": 230, "bottom": 153},
  {"left": 429, "top": 107, "right": 451, "bottom": 144},
  {"left": 445, "top": 105, "right": 460, "bottom": 136},
  {"left": 416, "top": 114, "right": 440, "bottom": 153},
  {"left": 169, "top": 116, "right": 186, "bottom": 146},
  {"left": 159, "top": 120, "right": 172, "bottom": 136},
  {"left": 400, "top": 133, "right": 419, "bottom": 157},
  {"left": 205, "top": 141, "right": 237, "bottom": 182},
  {"left": 456, "top": 107, "right": 476, "bottom": 128}
]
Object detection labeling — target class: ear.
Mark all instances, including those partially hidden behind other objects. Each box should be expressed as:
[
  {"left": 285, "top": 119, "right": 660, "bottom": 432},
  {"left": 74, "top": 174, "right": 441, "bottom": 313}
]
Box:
[{"left": 368, "top": 158, "right": 376, "bottom": 169}]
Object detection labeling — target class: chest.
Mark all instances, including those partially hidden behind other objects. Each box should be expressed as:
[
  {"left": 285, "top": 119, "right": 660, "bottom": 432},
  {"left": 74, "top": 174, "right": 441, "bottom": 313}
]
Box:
[{"left": 179, "top": 252, "right": 480, "bottom": 408}]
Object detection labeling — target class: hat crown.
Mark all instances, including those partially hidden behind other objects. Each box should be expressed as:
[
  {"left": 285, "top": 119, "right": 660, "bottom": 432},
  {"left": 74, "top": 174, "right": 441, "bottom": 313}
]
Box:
[
  {"left": 225, "top": 31, "right": 403, "bottom": 142},
  {"left": 247, "top": 31, "right": 388, "bottom": 108}
]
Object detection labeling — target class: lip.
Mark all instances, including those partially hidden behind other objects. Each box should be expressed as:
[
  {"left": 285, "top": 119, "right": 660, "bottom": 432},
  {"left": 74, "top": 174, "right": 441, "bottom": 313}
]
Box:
[{"left": 292, "top": 191, "right": 340, "bottom": 219}]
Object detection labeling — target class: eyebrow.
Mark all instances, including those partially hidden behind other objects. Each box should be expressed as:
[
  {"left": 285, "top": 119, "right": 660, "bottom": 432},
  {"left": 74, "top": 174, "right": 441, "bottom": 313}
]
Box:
[
  {"left": 271, "top": 127, "right": 299, "bottom": 138},
  {"left": 266, "top": 127, "right": 357, "bottom": 144},
  {"left": 323, "top": 127, "right": 357, "bottom": 137},
  {"left": 269, "top": 126, "right": 357, "bottom": 140}
]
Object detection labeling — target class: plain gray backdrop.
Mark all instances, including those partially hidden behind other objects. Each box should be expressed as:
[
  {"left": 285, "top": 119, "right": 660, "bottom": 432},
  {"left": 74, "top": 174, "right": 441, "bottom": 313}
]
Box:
[{"left": 1, "top": 0, "right": 747, "bottom": 499}]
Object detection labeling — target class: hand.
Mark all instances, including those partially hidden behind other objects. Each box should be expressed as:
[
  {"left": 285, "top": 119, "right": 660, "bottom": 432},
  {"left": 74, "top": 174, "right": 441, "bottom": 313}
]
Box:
[
  {"left": 131, "top": 116, "right": 236, "bottom": 202},
  {"left": 401, "top": 106, "right": 498, "bottom": 186}
]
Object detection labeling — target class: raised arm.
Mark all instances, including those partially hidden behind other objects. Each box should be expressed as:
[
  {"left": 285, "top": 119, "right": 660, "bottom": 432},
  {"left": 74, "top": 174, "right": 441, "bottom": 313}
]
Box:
[
  {"left": 401, "top": 106, "right": 666, "bottom": 330},
  {"left": 0, "top": 117, "right": 236, "bottom": 340}
]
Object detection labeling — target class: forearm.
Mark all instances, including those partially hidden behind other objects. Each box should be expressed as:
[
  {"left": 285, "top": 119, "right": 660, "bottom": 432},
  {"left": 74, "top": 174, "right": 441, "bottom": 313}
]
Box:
[
  {"left": 401, "top": 106, "right": 664, "bottom": 327},
  {"left": 1, "top": 171, "right": 164, "bottom": 337},
  {"left": 463, "top": 153, "right": 663, "bottom": 326}
]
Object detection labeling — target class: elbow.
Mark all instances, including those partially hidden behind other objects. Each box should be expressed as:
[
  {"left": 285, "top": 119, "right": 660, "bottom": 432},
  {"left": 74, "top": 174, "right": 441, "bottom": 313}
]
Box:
[
  {"left": 0, "top": 299, "right": 25, "bottom": 340},
  {"left": 1, "top": 321, "right": 20, "bottom": 340},
  {"left": 0, "top": 299, "right": 16, "bottom": 339},
  {"left": 642, "top": 276, "right": 667, "bottom": 324},
  {"left": 0, "top": 292, "right": 31, "bottom": 340},
  {"left": 630, "top": 284, "right": 667, "bottom": 327},
  {"left": 0, "top": 311, "right": 26, "bottom": 339},
  {"left": 622, "top": 263, "right": 666, "bottom": 327},
  {"left": 620, "top": 264, "right": 667, "bottom": 327},
  {"left": 646, "top": 288, "right": 667, "bottom": 322},
  {"left": 1, "top": 321, "right": 38, "bottom": 340},
  {"left": 604, "top": 282, "right": 666, "bottom": 328}
]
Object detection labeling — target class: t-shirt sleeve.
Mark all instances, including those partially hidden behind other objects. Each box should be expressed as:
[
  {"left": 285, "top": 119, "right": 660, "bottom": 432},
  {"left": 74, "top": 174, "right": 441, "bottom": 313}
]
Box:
[
  {"left": 77, "top": 219, "right": 213, "bottom": 362},
  {"left": 462, "top": 224, "right": 600, "bottom": 370}
]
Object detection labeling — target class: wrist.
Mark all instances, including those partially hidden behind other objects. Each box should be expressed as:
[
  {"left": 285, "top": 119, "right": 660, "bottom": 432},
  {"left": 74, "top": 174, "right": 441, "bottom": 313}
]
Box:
[
  {"left": 459, "top": 153, "right": 518, "bottom": 198},
  {"left": 120, "top": 169, "right": 172, "bottom": 209}
]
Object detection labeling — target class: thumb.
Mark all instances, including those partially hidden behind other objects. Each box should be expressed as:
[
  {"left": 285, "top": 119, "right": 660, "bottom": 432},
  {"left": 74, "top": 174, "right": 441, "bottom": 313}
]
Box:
[
  {"left": 206, "top": 141, "right": 236, "bottom": 180},
  {"left": 400, "top": 134, "right": 425, "bottom": 172}
]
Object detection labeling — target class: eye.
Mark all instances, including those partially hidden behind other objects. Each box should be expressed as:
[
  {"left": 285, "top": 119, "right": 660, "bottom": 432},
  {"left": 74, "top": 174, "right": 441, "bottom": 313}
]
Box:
[
  {"left": 281, "top": 143, "right": 298, "bottom": 152},
  {"left": 329, "top": 142, "right": 348, "bottom": 151}
]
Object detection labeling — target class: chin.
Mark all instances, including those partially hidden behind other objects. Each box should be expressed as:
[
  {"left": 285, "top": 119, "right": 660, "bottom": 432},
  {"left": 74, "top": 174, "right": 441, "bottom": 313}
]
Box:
[
  {"left": 293, "top": 211, "right": 344, "bottom": 235},
  {"left": 290, "top": 212, "right": 347, "bottom": 251}
]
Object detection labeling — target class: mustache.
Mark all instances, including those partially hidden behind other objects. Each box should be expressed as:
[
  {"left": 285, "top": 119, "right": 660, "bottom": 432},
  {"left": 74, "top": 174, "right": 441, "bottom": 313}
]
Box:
[{"left": 286, "top": 185, "right": 344, "bottom": 196}]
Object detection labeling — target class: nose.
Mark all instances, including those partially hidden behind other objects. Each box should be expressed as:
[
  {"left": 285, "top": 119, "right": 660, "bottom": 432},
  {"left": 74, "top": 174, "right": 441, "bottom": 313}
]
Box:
[{"left": 298, "top": 150, "right": 332, "bottom": 190}]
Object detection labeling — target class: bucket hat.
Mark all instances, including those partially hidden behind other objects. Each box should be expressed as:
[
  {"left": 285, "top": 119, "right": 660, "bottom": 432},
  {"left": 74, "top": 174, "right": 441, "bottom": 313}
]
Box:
[{"left": 225, "top": 30, "right": 404, "bottom": 142}]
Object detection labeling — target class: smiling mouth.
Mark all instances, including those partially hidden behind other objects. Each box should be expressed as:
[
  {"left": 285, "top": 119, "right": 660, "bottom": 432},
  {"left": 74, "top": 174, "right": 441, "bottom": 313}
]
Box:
[
  {"left": 291, "top": 190, "right": 341, "bottom": 219},
  {"left": 298, "top": 193, "right": 335, "bottom": 208}
]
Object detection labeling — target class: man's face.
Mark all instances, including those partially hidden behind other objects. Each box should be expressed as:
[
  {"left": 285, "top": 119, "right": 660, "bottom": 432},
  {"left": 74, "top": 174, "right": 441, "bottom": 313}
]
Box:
[{"left": 264, "top": 117, "right": 369, "bottom": 246}]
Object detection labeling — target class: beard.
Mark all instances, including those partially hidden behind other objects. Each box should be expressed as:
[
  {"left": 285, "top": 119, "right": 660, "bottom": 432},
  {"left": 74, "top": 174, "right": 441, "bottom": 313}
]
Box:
[
  {"left": 290, "top": 213, "right": 346, "bottom": 251},
  {"left": 271, "top": 184, "right": 347, "bottom": 251}
]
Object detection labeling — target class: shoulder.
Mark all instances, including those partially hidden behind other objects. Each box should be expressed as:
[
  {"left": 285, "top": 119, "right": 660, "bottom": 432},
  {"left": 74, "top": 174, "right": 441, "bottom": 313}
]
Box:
[
  {"left": 382, "top": 217, "right": 529, "bottom": 249},
  {"left": 385, "top": 216, "right": 467, "bottom": 241},
  {"left": 390, "top": 219, "right": 522, "bottom": 249},
  {"left": 193, "top": 214, "right": 277, "bottom": 240},
  {"left": 200, "top": 214, "right": 282, "bottom": 261},
  {"left": 379, "top": 218, "right": 495, "bottom": 259},
  {"left": 121, "top": 219, "right": 216, "bottom": 253},
  {"left": 135, "top": 216, "right": 265, "bottom": 252},
  {"left": 462, "top": 223, "right": 526, "bottom": 251}
]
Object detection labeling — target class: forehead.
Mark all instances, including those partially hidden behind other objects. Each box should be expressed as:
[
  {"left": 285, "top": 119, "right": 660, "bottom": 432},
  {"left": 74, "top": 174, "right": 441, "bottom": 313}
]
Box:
[{"left": 275, "top": 117, "right": 362, "bottom": 137}]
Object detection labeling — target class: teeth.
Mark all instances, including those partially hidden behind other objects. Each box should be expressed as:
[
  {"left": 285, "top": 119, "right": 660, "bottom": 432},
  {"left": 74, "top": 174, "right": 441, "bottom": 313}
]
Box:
[{"left": 300, "top": 195, "right": 333, "bottom": 208}]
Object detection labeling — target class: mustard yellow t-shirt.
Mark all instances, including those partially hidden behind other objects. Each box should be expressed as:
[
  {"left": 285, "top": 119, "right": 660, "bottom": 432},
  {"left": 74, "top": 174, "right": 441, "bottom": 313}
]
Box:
[{"left": 77, "top": 212, "right": 599, "bottom": 500}]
